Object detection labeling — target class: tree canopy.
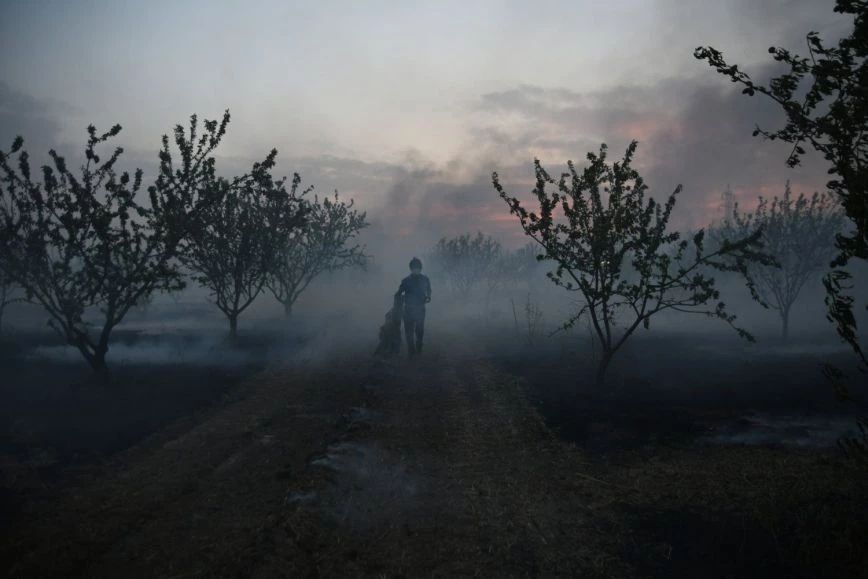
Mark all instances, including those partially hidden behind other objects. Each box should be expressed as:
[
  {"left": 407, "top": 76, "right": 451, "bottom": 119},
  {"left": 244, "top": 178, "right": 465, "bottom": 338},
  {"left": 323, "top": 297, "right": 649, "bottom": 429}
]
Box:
[
  {"left": 0, "top": 113, "right": 232, "bottom": 374},
  {"left": 494, "top": 141, "right": 773, "bottom": 385},
  {"left": 182, "top": 149, "right": 306, "bottom": 337},
  {"left": 710, "top": 183, "right": 843, "bottom": 341},
  {"left": 266, "top": 189, "right": 367, "bottom": 318}
]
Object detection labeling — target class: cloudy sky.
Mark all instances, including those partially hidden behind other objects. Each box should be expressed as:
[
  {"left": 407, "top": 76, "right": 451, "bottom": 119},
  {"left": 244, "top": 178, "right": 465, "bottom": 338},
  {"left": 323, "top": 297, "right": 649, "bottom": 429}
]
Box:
[{"left": 0, "top": 0, "right": 852, "bottom": 253}]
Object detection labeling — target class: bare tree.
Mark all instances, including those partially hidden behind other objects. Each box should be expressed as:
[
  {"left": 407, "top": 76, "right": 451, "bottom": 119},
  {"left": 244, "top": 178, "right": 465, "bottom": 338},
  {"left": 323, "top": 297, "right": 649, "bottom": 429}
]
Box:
[
  {"left": 183, "top": 151, "right": 305, "bottom": 336},
  {"left": 266, "top": 190, "right": 367, "bottom": 318},
  {"left": 0, "top": 113, "right": 230, "bottom": 376},
  {"left": 711, "top": 182, "right": 843, "bottom": 341},
  {"left": 493, "top": 141, "right": 773, "bottom": 386},
  {"left": 430, "top": 232, "right": 502, "bottom": 296}
]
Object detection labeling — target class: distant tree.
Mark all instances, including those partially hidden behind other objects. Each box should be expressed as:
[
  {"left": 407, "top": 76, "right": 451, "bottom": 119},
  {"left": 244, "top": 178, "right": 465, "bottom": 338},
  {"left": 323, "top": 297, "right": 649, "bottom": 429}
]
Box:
[
  {"left": 695, "top": 0, "right": 867, "bottom": 367},
  {"left": 0, "top": 112, "right": 230, "bottom": 376},
  {"left": 480, "top": 243, "right": 544, "bottom": 311},
  {"left": 493, "top": 141, "right": 773, "bottom": 386},
  {"left": 487, "top": 243, "right": 538, "bottom": 285},
  {"left": 183, "top": 150, "right": 305, "bottom": 337},
  {"left": 711, "top": 183, "right": 843, "bottom": 341},
  {"left": 266, "top": 189, "right": 367, "bottom": 318},
  {"left": 430, "top": 232, "right": 502, "bottom": 296},
  {"left": 511, "top": 243, "right": 544, "bottom": 273}
]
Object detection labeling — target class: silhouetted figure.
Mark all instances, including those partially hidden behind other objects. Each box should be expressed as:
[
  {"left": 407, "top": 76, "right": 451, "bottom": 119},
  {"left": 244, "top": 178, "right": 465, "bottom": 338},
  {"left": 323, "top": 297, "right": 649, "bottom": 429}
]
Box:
[
  {"left": 374, "top": 293, "right": 403, "bottom": 356},
  {"left": 396, "top": 257, "right": 432, "bottom": 357}
]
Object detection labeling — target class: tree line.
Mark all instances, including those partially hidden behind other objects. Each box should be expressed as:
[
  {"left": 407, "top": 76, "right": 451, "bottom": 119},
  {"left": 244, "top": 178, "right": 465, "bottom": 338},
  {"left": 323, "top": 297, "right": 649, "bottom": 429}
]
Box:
[
  {"left": 0, "top": 112, "right": 367, "bottom": 376},
  {"left": 479, "top": 0, "right": 866, "bottom": 390},
  {"left": 428, "top": 233, "right": 540, "bottom": 299},
  {"left": 1, "top": 1, "right": 864, "bottom": 400},
  {"left": 433, "top": 179, "right": 843, "bottom": 372}
]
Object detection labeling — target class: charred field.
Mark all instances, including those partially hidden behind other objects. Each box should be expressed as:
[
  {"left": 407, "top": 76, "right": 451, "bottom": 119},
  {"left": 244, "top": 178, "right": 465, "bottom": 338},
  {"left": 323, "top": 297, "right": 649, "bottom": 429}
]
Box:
[
  {"left": 3, "top": 3, "right": 868, "bottom": 575},
  {"left": 0, "top": 328, "right": 270, "bottom": 523},
  {"left": 490, "top": 328, "right": 868, "bottom": 577},
  {"left": 1, "top": 321, "right": 866, "bottom": 578},
  {"left": 494, "top": 330, "right": 867, "bottom": 454}
]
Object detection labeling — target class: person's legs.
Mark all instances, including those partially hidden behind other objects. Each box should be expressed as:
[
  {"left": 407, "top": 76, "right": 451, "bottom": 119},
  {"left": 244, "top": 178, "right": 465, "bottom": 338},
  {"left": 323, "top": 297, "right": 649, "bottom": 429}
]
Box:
[
  {"left": 415, "top": 308, "right": 425, "bottom": 353},
  {"left": 404, "top": 315, "right": 417, "bottom": 356}
]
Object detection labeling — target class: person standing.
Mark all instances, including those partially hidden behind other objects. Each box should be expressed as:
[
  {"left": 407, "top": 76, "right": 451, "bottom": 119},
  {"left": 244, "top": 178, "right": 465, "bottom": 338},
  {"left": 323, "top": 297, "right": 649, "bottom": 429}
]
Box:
[{"left": 395, "top": 257, "right": 431, "bottom": 357}]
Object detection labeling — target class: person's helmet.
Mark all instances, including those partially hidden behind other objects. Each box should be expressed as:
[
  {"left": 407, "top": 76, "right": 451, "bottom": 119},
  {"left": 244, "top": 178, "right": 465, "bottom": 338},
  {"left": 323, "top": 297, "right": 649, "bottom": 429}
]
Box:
[{"left": 409, "top": 257, "right": 423, "bottom": 271}]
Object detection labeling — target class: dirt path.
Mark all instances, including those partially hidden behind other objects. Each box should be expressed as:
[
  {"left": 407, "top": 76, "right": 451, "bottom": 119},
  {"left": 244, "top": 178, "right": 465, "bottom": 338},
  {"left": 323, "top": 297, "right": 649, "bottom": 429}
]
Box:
[
  {"left": 262, "top": 350, "right": 628, "bottom": 577},
  {"left": 3, "top": 345, "right": 630, "bottom": 577},
  {"left": 5, "top": 343, "right": 865, "bottom": 577}
]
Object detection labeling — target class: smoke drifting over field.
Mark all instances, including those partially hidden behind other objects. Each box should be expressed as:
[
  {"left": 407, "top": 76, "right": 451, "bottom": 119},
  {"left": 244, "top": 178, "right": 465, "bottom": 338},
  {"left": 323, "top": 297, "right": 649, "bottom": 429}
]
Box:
[
  {"left": 4, "top": 4, "right": 868, "bottom": 578},
  {"left": 0, "top": 0, "right": 864, "bottom": 501},
  {"left": 1, "top": 2, "right": 852, "bottom": 245}
]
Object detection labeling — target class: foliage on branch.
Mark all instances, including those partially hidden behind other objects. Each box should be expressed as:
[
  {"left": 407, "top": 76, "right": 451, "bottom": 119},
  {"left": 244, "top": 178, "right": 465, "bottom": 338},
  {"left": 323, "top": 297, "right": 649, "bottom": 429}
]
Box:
[
  {"left": 266, "top": 188, "right": 367, "bottom": 317},
  {"left": 695, "top": 0, "right": 868, "bottom": 366},
  {"left": 0, "top": 113, "right": 231, "bottom": 374},
  {"left": 493, "top": 141, "right": 774, "bottom": 385},
  {"left": 182, "top": 150, "right": 306, "bottom": 335}
]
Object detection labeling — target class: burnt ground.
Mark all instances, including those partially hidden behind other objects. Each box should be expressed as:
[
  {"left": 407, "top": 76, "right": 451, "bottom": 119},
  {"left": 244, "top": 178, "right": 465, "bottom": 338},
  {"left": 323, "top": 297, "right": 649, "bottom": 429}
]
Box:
[
  {"left": 0, "top": 330, "right": 265, "bottom": 524},
  {"left": 1, "top": 329, "right": 867, "bottom": 577},
  {"left": 495, "top": 331, "right": 868, "bottom": 455}
]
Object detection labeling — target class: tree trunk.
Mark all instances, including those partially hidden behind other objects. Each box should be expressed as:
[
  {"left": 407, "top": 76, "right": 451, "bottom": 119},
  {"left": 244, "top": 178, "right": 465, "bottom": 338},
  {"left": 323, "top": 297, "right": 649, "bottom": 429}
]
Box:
[
  {"left": 87, "top": 346, "right": 110, "bottom": 384},
  {"left": 229, "top": 314, "right": 238, "bottom": 339},
  {"left": 283, "top": 301, "right": 293, "bottom": 318},
  {"left": 595, "top": 349, "right": 613, "bottom": 387},
  {"left": 781, "top": 308, "right": 790, "bottom": 343}
]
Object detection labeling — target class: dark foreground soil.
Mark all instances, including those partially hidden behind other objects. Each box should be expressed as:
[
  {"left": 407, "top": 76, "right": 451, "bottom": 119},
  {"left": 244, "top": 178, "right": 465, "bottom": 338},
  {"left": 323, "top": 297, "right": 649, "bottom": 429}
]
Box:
[
  {"left": 2, "top": 334, "right": 867, "bottom": 577},
  {"left": 495, "top": 331, "right": 868, "bottom": 455},
  {"left": 0, "top": 330, "right": 264, "bottom": 526}
]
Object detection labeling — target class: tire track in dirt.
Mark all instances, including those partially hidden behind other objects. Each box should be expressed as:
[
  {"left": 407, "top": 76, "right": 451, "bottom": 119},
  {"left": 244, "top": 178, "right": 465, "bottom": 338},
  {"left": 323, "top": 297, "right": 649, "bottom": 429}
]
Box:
[{"left": 252, "top": 346, "right": 631, "bottom": 577}]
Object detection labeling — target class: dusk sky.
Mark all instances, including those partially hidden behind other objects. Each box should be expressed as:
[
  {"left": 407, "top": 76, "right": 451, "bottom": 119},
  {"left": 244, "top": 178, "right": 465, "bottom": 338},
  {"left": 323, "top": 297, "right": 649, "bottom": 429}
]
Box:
[{"left": 0, "top": 0, "right": 852, "bottom": 250}]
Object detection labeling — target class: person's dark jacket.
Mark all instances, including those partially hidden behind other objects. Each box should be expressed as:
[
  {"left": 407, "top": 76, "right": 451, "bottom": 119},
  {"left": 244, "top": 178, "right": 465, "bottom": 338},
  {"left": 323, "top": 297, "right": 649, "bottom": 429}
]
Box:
[{"left": 397, "top": 273, "right": 431, "bottom": 307}]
